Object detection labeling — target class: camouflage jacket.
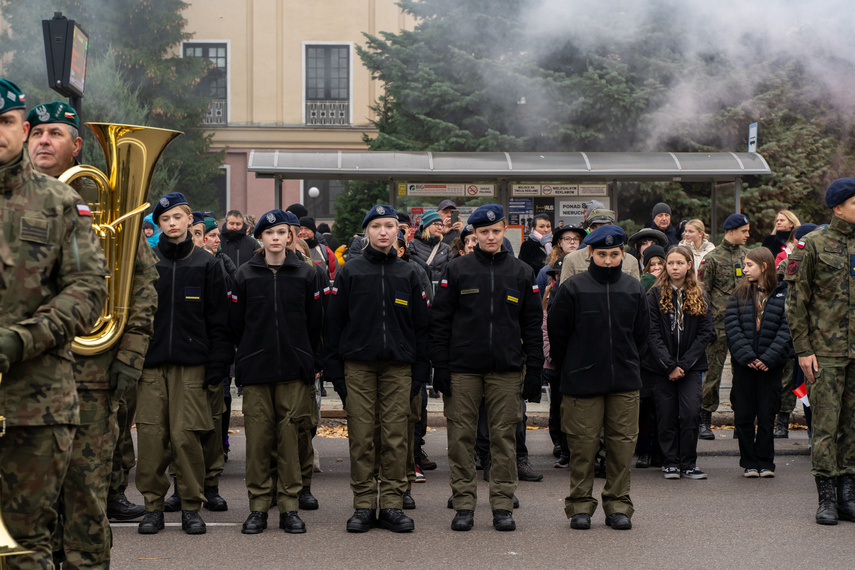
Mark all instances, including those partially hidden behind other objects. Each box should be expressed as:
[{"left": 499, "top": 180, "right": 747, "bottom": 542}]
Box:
[
  {"left": 72, "top": 238, "right": 159, "bottom": 391},
  {"left": 699, "top": 239, "right": 748, "bottom": 333},
  {"left": 784, "top": 215, "right": 855, "bottom": 358},
  {"left": 0, "top": 150, "right": 108, "bottom": 426}
]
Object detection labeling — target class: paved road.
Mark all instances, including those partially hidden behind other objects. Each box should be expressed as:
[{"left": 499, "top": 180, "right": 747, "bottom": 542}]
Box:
[{"left": 110, "top": 427, "right": 848, "bottom": 569}]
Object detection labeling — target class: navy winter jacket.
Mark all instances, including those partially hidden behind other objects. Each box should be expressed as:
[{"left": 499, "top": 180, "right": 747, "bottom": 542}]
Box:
[{"left": 724, "top": 281, "right": 792, "bottom": 370}]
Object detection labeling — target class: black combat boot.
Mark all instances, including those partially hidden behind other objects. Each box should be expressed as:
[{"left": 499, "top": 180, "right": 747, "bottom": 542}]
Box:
[
  {"left": 298, "top": 486, "right": 319, "bottom": 510},
  {"left": 137, "top": 511, "right": 164, "bottom": 535},
  {"left": 836, "top": 474, "right": 855, "bottom": 522},
  {"left": 346, "top": 508, "right": 376, "bottom": 533},
  {"left": 773, "top": 413, "right": 790, "bottom": 438},
  {"left": 279, "top": 511, "right": 306, "bottom": 534},
  {"left": 181, "top": 510, "right": 207, "bottom": 534},
  {"left": 492, "top": 509, "right": 516, "bottom": 531},
  {"left": 107, "top": 487, "right": 146, "bottom": 521},
  {"left": 816, "top": 476, "right": 838, "bottom": 525},
  {"left": 451, "top": 510, "right": 474, "bottom": 531},
  {"left": 402, "top": 491, "right": 416, "bottom": 510},
  {"left": 377, "top": 508, "right": 414, "bottom": 532},
  {"left": 163, "top": 481, "right": 181, "bottom": 512},
  {"left": 241, "top": 511, "right": 268, "bottom": 534},
  {"left": 204, "top": 486, "right": 228, "bottom": 511},
  {"left": 698, "top": 410, "right": 715, "bottom": 440}
]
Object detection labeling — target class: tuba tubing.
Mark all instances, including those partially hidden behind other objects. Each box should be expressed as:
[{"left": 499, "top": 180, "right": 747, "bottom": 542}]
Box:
[{"left": 60, "top": 123, "right": 182, "bottom": 357}]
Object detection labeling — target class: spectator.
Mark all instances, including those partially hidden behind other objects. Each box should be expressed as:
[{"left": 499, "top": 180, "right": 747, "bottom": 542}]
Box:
[
  {"left": 640, "top": 245, "right": 666, "bottom": 293},
  {"left": 645, "top": 246, "right": 715, "bottom": 480},
  {"left": 437, "top": 199, "right": 464, "bottom": 245},
  {"left": 761, "top": 209, "right": 800, "bottom": 260},
  {"left": 628, "top": 228, "right": 668, "bottom": 270},
  {"left": 220, "top": 209, "right": 259, "bottom": 267},
  {"left": 450, "top": 224, "right": 478, "bottom": 258},
  {"left": 519, "top": 214, "right": 553, "bottom": 275},
  {"left": 537, "top": 225, "right": 585, "bottom": 297},
  {"left": 679, "top": 219, "right": 715, "bottom": 271},
  {"left": 299, "top": 217, "right": 338, "bottom": 281},
  {"left": 648, "top": 202, "right": 679, "bottom": 246},
  {"left": 244, "top": 214, "right": 257, "bottom": 237},
  {"left": 541, "top": 283, "right": 568, "bottom": 468},
  {"left": 190, "top": 211, "right": 206, "bottom": 248},
  {"left": 725, "top": 247, "right": 792, "bottom": 478},
  {"left": 143, "top": 217, "right": 156, "bottom": 241},
  {"left": 407, "top": 210, "right": 452, "bottom": 282},
  {"left": 317, "top": 222, "right": 341, "bottom": 252}
]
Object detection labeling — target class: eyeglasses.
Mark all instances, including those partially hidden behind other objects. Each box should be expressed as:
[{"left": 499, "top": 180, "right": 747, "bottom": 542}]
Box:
[
  {"left": 561, "top": 236, "right": 581, "bottom": 244},
  {"left": 430, "top": 221, "right": 443, "bottom": 227}
]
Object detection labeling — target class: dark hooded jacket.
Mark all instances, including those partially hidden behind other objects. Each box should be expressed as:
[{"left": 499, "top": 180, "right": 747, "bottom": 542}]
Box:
[{"left": 220, "top": 223, "right": 259, "bottom": 268}]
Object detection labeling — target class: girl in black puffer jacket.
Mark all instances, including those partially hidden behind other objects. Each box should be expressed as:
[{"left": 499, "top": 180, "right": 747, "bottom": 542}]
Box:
[{"left": 725, "top": 247, "right": 793, "bottom": 478}]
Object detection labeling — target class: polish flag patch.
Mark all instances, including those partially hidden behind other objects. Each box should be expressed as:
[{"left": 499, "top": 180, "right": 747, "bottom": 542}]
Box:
[
  {"left": 76, "top": 204, "right": 91, "bottom": 216},
  {"left": 421, "top": 291, "right": 427, "bottom": 299},
  {"left": 314, "top": 291, "right": 320, "bottom": 300},
  {"left": 797, "top": 240, "right": 805, "bottom": 249},
  {"left": 231, "top": 294, "right": 238, "bottom": 303},
  {"left": 331, "top": 287, "right": 338, "bottom": 295},
  {"left": 440, "top": 279, "right": 448, "bottom": 288},
  {"left": 323, "top": 287, "right": 330, "bottom": 296},
  {"left": 64, "top": 112, "right": 76, "bottom": 119},
  {"left": 532, "top": 284, "right": 539, "bottom": 294}
]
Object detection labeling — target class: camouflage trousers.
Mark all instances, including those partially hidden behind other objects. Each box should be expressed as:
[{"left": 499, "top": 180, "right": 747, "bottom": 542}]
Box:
[
  {"left": 0, "top": 425, "right": 75, "bottom": 570},
  {"left": 136, "top": 365, "right": 212, "bottom": 512},
  {"left": 702, "top": 333, "right": 729, "bottom": 413},
  {"left": 53, "top": 389, "right": 118, "bottom": 569},
  {"left": 779, "top": 359, "right": 796, "bottom": 414},
  {"left": 108, "top": 385, "right": 137, "bottom": 501},
  {"left": 807, "top": 357, "right": 855, "bottom": 478}
]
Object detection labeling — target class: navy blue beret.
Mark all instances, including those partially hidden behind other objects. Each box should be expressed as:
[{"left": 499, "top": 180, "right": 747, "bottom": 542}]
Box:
[
  {"left": 723, "top": 213, "right": 750, "bottom": 231},
  {"left": 152, "top": 192, "right": 189, "bottom": 220},
  {"left": 396, "top": 231, "right": 406, "bottom": 244},
  {"left": 583, "top": 224, "right": 626, "bottom": 249},
  {"left": 362, "top": 204, "right": 398, "bottom": 228},
  {"left": 283, "top": 211, "right": 301, "bottom": 226},
  {"left": 191, "top": 211, "right": 205, "bottom": 226},
  {"left": 824, "top": 178, "right": 855, "bottom": 208},
  {"left": 468, "top": 204, "right": 505, "bottom": 228},
  {"left": 254, "top": 209, "right": 290, "bottom": 238},
  {"left": 794, "top": 223, "right": 818, "bottom": 241},
  {"left": 460, "top": 223, "right": 474, "bottom": 242}
]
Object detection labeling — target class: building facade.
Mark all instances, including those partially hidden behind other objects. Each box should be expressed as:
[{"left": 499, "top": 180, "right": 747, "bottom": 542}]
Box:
[{"left": 182, "top": 0, "right": 412, "bottom": 221}]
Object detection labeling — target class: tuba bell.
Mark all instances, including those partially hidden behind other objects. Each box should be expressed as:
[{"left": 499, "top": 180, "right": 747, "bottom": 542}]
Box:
[{"left": 60, "top": 124, "right": 182, "bottom": 356}]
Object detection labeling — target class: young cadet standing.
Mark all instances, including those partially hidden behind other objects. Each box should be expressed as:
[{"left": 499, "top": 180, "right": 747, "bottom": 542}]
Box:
[
  {"left": 698, "top": 213, "right": 750, "bottom": 439},
  {"left": 0, "top": 78, "right": 109, "bottom": 569},
  {"left": 785, "top": 178, "right": 855, "bottom": 525},
  {"left": 136, "top": 192, "right": 231, "bottom": 535},
  {"left": 548, "top": 225, "right": 649, "bottom": 531},
  {"left": 325, "top": 205, "right": 430, "bottom": 534},
  {"left": 430, "top": 204, "right": 544, "bottom": 533},
  {"left": 231, "top": 210, "right": 323, "bottom": 534}
]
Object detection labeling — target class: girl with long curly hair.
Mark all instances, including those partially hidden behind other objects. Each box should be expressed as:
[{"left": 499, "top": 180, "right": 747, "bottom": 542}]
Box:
[{"left": 643, "top": 246, "right": 715, "bottom": 480}]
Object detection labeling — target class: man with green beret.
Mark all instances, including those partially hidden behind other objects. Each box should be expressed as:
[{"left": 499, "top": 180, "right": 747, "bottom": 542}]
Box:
[
  {"left": 0, "top": 79, "right": 109, "bottom": 568},
  {"left": 25, "top": 98, "right": 159, "bottom": 566}
]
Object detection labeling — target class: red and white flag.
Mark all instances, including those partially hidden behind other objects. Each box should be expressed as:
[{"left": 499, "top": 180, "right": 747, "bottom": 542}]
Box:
[{"left": 793, "top": 382, "right": 810, "bottom": 407}]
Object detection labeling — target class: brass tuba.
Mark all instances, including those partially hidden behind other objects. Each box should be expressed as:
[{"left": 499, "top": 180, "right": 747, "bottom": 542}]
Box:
[{"left": 60, "top": 124, "right": 182, "bottom": 356}]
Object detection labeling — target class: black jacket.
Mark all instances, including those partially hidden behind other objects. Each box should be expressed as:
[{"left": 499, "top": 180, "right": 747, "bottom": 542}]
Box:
[
  {"left": 547, "top": 260, "right": 649, "bottom": 397},
  {"left": 144, "top": 233, "right": 232, "bottom": 369},
  {"left": 725, "top": 281, "right": 793, "bottom": 369},
  {"left": 323, "top": 245, "right": 431, "bottom": 382},
  {"left": 429, "top": 246, "right": 543, "bottom": 374},
  {"left": 220, "top": 224, "right": 259, "bottom": 268},
  {"left": 518, "top": 237, "right": 547, "bottom": 275},
  {"left": 407, "top": 235, "right": 452, "bottom": 282},
  {"left": 643, "top": 285, "right": 715, "bottom": 375},
  {"left": 230, "top": 251, "right": 324, "bottom": 386}
]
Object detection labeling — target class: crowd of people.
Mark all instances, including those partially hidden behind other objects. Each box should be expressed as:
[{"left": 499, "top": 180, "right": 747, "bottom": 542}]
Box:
[{"left": 2, "top": 76, "right": 855, "bottom": 567}]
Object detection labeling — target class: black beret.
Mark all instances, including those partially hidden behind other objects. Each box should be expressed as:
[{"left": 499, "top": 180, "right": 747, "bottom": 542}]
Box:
[
  {"left": 362, "top": 204, "right": 398, "bottom": 228},
  {"left": 468, "top": 204, "right": 505, "bottom": 228},
  {"left": 152, "top": 192, "right": 189, "bottom": 220},
  {"left": 583, "top": 225, "right": 626, "bottom": 249},
  {"left": 191, "top": 211, "right": 205, "bottom": 226},
  {"left": 824, "top": 178, "right": 855, "bottom": 208},
  {"left": 723, "top": 213, "right": 750, "bottom": 231},
  {"left": 254, "top": 209, "right": 290, "bottom": 238}
]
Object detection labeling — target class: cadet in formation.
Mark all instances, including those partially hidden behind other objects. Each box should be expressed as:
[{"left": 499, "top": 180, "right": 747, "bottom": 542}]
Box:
[
  {"left": 0, "top": 78, "right": 109, "bottom": 569},
  {"left": 785, "top": 178, "right": 855, "bottom": 525},
  {"left": 430, "top": 204, "right": 543, "bottom": 533},
  {"left": 698, "top": 213, "right": 750, "bottom": 438},
  {"left": 26, "top": 99, "right": 159, "bottom": 567}
]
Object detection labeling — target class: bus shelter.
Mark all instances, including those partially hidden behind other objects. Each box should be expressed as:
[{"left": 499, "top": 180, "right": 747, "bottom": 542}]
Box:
[{"left": 247, "top": 151, "right": 770, "bottom": 242}]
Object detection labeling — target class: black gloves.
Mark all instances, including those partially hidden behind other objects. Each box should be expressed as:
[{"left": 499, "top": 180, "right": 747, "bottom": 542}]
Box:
[
  {"left": 522, "top": 368, "right": 543, "bottom": 403},
  {"left": 432, "top": 368, "right": 451, "bottom": 397},
  {"left": 0, "top": 328, "right": 23, "bottom": 374},
  {"left": 204, "top": 365, "right": 228, "bottom": 389},
  {"left": 410, "top": 379, "right": 424, "bottom": 402},
  {"left": 331, "top": 377, "right": 347, "bottom": 408}
]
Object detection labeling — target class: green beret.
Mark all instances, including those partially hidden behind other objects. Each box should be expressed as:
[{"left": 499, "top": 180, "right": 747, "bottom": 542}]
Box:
[
  {"left": 204, "top": 217, "right": 218, "bottom": 234},
  {"left": 27, "top": 101, "right": 80, "bottom": 130},
  {"left": 0, "top": 78, "right": 26, "bottom": 113}
]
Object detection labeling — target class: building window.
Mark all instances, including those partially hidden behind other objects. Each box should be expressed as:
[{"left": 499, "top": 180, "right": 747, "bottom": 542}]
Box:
[
  {"left": 305, "top": 179, "right": 346, "bottom": 220},
  {"left": 184, "top": 42, "right": 227, "bottom": 126},
  {"left": 305, "top": 45, "right": 349, "bottom": 125}
]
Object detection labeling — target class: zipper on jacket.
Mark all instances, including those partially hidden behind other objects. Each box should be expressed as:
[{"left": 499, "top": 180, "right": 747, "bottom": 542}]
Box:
[
  {"left": 382, "top": 264, "right": 387, "bottom": 354},
  {"left": 273, "top": 270, "right": 282, "bottom": 378},
  {"left": 606, "top": 281, "right": 615, "bottom": 388},
  {"left": 489, "top": 261, "right": 494, "bottom": 368},
  {"left": 168, "top": 260, "right": 176, "bottom": 360}
]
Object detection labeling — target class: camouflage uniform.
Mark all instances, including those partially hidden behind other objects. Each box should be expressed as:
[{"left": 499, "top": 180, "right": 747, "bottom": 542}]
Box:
[
  {"left": 0, "top": 149, "right": 108, "bottom": 570},
  {"left": 699, "top": 239, "right": 748, "bottom": 413},
  {"left": 784, "top": 215, "right": 855, "bottom": 478},
  {"left": 53, "top": 238, "right": 157, "bottom": 568}
]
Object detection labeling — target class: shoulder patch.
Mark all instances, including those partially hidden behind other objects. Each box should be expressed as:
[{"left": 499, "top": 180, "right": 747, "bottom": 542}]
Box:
[
  {"left": 786, "top": 259, "right": 800, "bottom": 275},
  {"left": 76, "top": 203, "right": 92, "bottom": 216}
]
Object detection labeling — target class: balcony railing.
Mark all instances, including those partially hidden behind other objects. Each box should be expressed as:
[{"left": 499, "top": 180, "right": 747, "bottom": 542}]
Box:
[
  {"left": 306, "top": 100, "right": 349, "bottom": 125},
  {"left": 203, "top": 99, "right": 227, "bottom": 125}
]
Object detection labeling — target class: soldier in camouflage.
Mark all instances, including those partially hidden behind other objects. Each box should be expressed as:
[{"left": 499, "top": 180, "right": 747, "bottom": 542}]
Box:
[
  {"left": 0, "top": 79, "right": 109, "bottom": 570},
  {"left": 785, "top": 178, "right": 855, "bottom": 525},
  {"left": 698, "top": 213, "right": 750, "bottom": 439},
  {"left": 27, "top": 100, "right": 159, "bottom": 567}
]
